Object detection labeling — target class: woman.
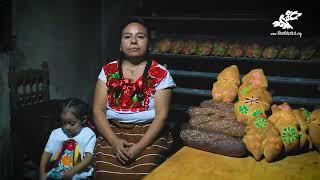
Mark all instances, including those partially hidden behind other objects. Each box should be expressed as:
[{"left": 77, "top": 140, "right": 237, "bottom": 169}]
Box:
[{"left": 92, "top": 18, "right": 176, "bottom": 179}]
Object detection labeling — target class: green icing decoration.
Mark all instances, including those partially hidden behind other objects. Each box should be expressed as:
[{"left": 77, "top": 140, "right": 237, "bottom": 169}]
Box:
[
  {"left": 240, "top": 85, "right": 252, "bottom": 95},
  {"left": 304, "top": 110, "right": 311, "bottom": 121},
  {"left": 241, "top": 87, "right": 249, "bottom": 95},
  {"left": 252, "top": 109, "right": 264, "bottom": 117},
  {"left": 254, "top": 117, "right": 267, "bottom": 129},
  {"left": 239, "top": 105, "right": 249, "bottom": 114},
  {"left": 217, "top": 47, "right": 223, "bottom": 51},
  {"left": 282, "top": 127, "right": 298, "bottom": 143}
]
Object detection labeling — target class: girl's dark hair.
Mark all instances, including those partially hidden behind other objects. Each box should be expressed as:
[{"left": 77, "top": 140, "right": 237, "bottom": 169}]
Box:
[
  {"left": 62, "top": 98, "right": 89, "bottom": 122},
  {"left": 118, "top": 17, "right": 152, "bottom": 85}
]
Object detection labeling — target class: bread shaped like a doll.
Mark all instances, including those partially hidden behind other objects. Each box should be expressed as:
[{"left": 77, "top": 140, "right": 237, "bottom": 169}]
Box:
[
  {"left": 244, "top": 116, "right": 283, "bottom": 162},
  {"left": 268, "top": 103, "right": 300, "bottom": 153},
  {"left": 212, "top": 65, "right": 240, "bottom": 103},
  {"left": 292, "top": 108, "right": 312, "bottom": 150},
  {"left": 308, "top": 109, "right": 320, "bottom": 151},
  {"left": 234, "top": 68, "right": 272, "bottom": 124}
]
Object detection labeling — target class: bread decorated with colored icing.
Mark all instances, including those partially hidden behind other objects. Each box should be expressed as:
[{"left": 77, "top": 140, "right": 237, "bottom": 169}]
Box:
[
  {"left": 244, "top": 116, "right": 283, "bottom": 162},
  {"left": 292, "top": 108, "right": 312, "bottom": 150},
  {"left": 234, "top": 68, "right": 272, "bottom": 124},
  {"left": 308, "top": 109, "right": 320, "bottom": 151},
  {"left": 212, "top": 65, "right": 240, "bottom": 103},
  {"left": 268, "top": 103, "right": 300, "bottom": 153}
]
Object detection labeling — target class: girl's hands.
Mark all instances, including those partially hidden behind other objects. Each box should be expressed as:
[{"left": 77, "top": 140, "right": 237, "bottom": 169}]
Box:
[{"left": 60, "top": 169, "right": 74, "bottom": 179}]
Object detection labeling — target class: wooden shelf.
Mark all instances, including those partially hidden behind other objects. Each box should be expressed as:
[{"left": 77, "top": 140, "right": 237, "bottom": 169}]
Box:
[
  {"left": 131, "top": 16, "right": 269, "bottom": 22},
  {"left": 169, "top": 70, "right": 320, "bottom": 86},
  {"left": 151, "top": 52, "right": 320, "bottom": 64},
  {"left": 137, "top": 13, "right": 320, "bottom": 109},
  {"left": 173, "top": 87, "right": 320, "bottom": 106}
]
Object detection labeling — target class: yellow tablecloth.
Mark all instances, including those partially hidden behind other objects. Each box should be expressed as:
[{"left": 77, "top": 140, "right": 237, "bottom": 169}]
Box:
[{"left": 144, "top": 146, "right": 320, "bottom": 180}]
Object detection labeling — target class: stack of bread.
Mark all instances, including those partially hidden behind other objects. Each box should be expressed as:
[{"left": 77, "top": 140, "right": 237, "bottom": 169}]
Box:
[
  {"left": 180, "top": 100, "right": 248, "bottom": 157},
  {"left": 234, "top": 69, "right": 272, "bottom": 124},
  {"left": 233, "top": 68, "right": 282, "bottom": 162},
  {"left": 180, "top": 65, "right": 247, "bottom": 157},
  {"left": 236, "top": 68, "right": 320, "bottom": 162},
  {"left": 246, "top": 103, "right": 320, "bottom": 162},
  {"left": 180, "top": 65, "right": 320, "bottom": 162}
]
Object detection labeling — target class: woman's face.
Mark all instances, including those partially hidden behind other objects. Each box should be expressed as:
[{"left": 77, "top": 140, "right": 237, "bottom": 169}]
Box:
[
  {"left": 120, "top": 22, "right": 148, "bottom": 59},
  {"left": 61, "top": 110, "right": 82, "bottom": 137}
]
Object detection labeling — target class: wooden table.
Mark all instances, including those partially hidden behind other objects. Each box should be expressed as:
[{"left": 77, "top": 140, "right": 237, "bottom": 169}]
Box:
[{"left": 144, "top": 146, "right": 320, "bottom": 180}]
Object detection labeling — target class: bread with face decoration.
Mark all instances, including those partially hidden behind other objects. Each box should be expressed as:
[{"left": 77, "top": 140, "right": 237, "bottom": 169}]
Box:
[{"left": 212, "top": 65, "right": 240, "bottom": 103}]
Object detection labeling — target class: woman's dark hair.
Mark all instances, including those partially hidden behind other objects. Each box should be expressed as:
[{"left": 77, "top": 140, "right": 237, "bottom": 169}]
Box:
[
  {"left": 62, "top": 98, "right": 89, "bottom": 122},
  {"left": 118, "top": 17, "right": 152, "bottom": 87},
  {"left": 119, "top": 17, "right": 150, "bottom": 37}
]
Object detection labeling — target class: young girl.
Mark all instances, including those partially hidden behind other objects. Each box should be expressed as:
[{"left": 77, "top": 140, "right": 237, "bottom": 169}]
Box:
[{"left": 39, "top": 98, "right": 96, "bottom": 180}]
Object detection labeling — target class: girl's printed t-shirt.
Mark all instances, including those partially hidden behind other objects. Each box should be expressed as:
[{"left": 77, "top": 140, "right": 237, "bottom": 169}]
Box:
[{"left": 44, "top": 127, "right": 96, "bottom": 179}]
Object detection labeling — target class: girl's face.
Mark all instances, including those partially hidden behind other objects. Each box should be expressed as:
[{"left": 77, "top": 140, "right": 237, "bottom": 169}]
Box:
[
  {"left": 61, "top": 110, "right": 82, "bottom": 137},
  {"left": 120, "top": 22, "right": 148, "bottom": 59}
]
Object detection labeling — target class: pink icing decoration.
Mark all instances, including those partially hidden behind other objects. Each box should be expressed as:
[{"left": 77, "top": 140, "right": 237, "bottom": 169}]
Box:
[
  {"left": 250, "top": 72, "right": 261, "bottom": 86},
  {"left": 279, "top": 104, "right": 290, "bottom": 110},
  {"left": 230, "top": 92, "right": 237, "bottom": 96}
]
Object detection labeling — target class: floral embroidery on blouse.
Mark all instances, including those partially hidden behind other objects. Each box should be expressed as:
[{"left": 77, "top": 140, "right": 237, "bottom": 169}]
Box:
[{"left": 103, "top": 60, "right": 167, "bottom": 112}]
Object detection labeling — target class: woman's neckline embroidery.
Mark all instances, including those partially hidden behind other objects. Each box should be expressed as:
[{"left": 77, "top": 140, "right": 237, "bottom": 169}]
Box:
[{"left": 119, "top": 60, "right": 154, "bottom": 84}]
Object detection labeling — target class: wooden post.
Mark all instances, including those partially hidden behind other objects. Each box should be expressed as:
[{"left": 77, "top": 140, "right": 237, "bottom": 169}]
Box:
[{"left": 42, "top": 61, "right": 50, "bottom": 100}]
